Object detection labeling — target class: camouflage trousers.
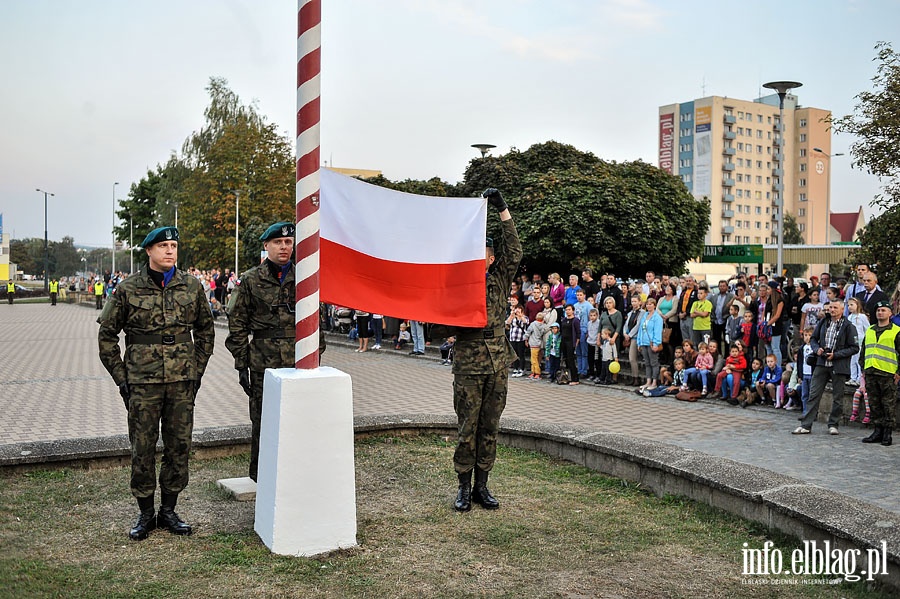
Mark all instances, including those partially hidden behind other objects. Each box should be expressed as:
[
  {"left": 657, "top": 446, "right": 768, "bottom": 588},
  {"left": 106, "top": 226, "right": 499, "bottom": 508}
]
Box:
[
  {"left": 248, "top": 370, "right": 266, "bottom": 482},
  {"left": 866, "top": 371, "right": 898, "bottom": 430},
  {"left": 453, "top": 372, "right": 508, "bottom": 474},
  {"left": 127, "top": 381, "right": 195, "bottom": 498}
]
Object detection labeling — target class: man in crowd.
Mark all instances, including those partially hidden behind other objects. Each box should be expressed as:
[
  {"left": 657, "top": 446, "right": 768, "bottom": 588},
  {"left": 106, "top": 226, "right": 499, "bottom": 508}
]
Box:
[
  {"left": 524, "top": 284, "right": 544, "bottom": 324},
  {"left": 678, "top": 275, "right": 698, "bottom": 344},
  {"left": 793, "top": 300, "right": 858, "bottom": 436},
  {"left": 580, "top": 268, "right": 601, "bottom": 301},
  {"left": 97, "top": 226, "right": 215, "bottom": 540},
  {"left": 859, "top": 301, "right": 899, "bottom": 447},
  {"left": 94, "top": 278, "right": 105, "bottom": 309},
  {"left": 451, "top": 188, "right": 522, "bottom": 512},
  {"left": 710, "top": 279, "right": 734, "bottom": 346},
  {"left": 49, "top": 278, "right": 59, "bottom": 306},
  {"left": 856, "top": 272, "right": 888, "bottom": 323}
]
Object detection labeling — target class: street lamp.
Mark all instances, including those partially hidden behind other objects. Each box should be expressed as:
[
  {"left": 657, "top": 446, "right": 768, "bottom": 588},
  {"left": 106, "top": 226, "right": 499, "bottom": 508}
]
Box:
[
  {"left": 230, "top": 190, "right": 242, "bottom": 275},
  {"left": 128, "top": 211, "right": 134, "bottom": 274},
  {"left": 471, "top": 144, "right": 496, "bottom": 158},
  {"left": 763, "top": 80, "right": 802, "bottom": 277},
  {"left": 112, "top": 181, "right": 119, "bottom": 276},
  {"left": 35, "top": 188, "right": 54, "bottom": 292}
]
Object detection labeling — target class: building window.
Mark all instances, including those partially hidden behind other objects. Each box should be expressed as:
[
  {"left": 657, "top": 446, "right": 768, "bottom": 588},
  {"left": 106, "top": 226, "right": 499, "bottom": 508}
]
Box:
[
  {"left": 757, "top": 145, "right": 763, "bottom": 153},
  {"left": 738, "top": 111, "right": 744, "bottom": 118},
  {"left": 756, "top": 176, "right": 763, "bottom": 184},
  {"left": 799, "top": 163, "right": 807, "bottom": 172},
  {"left": 755, "top": 206, "right": 761, "bottom": 214},
  {"left": 737, "top": 189, "right": 743, "bottom": 198},
  {"left": 799, "top": 223, "right": 806, "bottom": 232},
  {"left": 767, "top": 177, "right": 771, "bottom": 184},
  {"left": 738, "top": 127, "right": 744, "bottom": 135},
  {"left": 799, "top": 148, "right": 807, "bottom": 157},
  {"left": 799, "top": 178, "right": 807, "bottom": 187},
  {"left": 758, "top": 115, "right": 763, "bottom": 123},
  {"left": 737, "top": 174, "right": 743, "bottom": 182},
  {"left": 799, "top": 118, "right": 807, "bottom": 127},
  {"left": 799, "top": 208, "right": 806, "bottom": 217},
  {"left": 756, "top": 222, "right": 762, "bottom": 229},
  {"left": 766, "top": 207, "right": 770, "bottom": 214},
  {"left": 765, "top": 222, "right": 770, "bottom": 230},
  {"left": 755, "top": 191, "right": 762, "bottom": 200},
  {"left": 799, "top": 193, "right": 806, "bottom": 201},
  {"left": 766, "top": 192, "right": 771, "bottom": 199},
  {"left": 757, "top": 130, "right": 763, "bottom": 138},
  {"left": 800, "top": 133, "right": 807, "bottom": 142}
]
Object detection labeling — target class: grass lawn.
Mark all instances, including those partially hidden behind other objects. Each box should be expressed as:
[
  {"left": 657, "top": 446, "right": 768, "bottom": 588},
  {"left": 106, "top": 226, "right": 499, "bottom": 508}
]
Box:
[{"left": 0, "top": 434, "right": 891, "bottom": 598}]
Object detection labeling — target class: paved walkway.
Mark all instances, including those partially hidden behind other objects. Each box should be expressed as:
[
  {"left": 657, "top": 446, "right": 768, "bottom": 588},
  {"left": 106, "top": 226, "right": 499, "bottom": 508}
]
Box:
[{"left": 1, "top": 303, "right": 898, "bottom": 515}]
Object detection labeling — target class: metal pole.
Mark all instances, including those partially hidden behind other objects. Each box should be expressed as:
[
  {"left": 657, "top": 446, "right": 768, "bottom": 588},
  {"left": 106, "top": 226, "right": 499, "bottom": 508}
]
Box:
[
  {"left": 234, "top": 191, "right": 240, "bottom": 276},
  {"left": 112, "top": 182, "right": 119, "bottom": 275},
  {"left": 36, "top": 188, "right": 54, "bottom": 292},
  {"left": 295, "top": 0, "right": 321, "bottom": 369},
  {"left": 130, "top": 214, "right": 134, "bottom": 274},
  {"left": 776, "top": 99, "right": 785, "bottom": 277}
]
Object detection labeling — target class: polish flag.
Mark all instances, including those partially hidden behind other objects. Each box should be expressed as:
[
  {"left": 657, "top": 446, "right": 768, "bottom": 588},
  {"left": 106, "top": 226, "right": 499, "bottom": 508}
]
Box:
[{"left": 319, "top": 168, "right": 488, "bottom": 327}]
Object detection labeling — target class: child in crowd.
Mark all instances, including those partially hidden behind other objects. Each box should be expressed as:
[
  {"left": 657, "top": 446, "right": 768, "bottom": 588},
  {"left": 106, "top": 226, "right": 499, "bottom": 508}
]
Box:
[
  {"left": 645, "top": 358, "right": 686, "bottom": 397},
  {"left": 682, "top": 341, "right": 714, "bottom": 395},
  {"left": 524, "top": 313, "right": 547, "bottom": 380},
  {"left": 740, "top": 310, "right": 755, "bottom": 355},
  {"left": 714, "top": 343, "right": 747, "bottom": 404},
  {"left": 799, "top": 327, "right": 815, "bottom": 414},
  {"left": 741, "top": 357, "right": 765, "bottom": 408},
  {"left": 823, "top": 285, "right": 839, "bottom": 305},
  {"left": 681, "top": 339, "right": 697, "bottom": 369},
  {"left": 847, "top": 297, "right": 870, "bottom": 386},
  {"left": 585, "top": 309, "right": 601, "bottom": 381},
  {"left": 506, "top": 305, "right": 529, "bottom": 377},
  {"left": 596, "top": 327, "right": 618, "bottom": 385},
  {"left": 801, "top": 289, "right": 824, "bottom": 332},
  {"left": 725, "top": 303, "right": 743, "bottom": 346},
  {"left": 439, "top": 336, "right": 455, "bottom": 366},
  {"left": 690, "top": 286, "right": 713, "bottom": 346},
  {"left": 394, "top": 322, "right": 411, "bottom": 350},
  {"left": 755, "top": 354, "right": 783, "bottom": 407},
  {"left": 545, "top": 322, "right": 562, "bottom": 382},
  {"left": 849, "top": 373, "right": 871, "bottom": 424},
  {"left": 782, "top": 359, "right": 801, "bottom": 411}
]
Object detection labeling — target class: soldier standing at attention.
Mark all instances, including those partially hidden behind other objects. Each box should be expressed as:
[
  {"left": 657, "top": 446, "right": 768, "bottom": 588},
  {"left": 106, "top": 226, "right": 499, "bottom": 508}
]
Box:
[
  {"left": 225, "top": 222, "right": 301, "bottom": 482},
  {"left": 49, "top": 278, "right": 59, "bottom": 306},
  {"left": 97, "top": 226, "right": 215, "bottom": 541},
  {"left": 6, "top": 280, "right": 14, "bottom": 304},
  {"left": 451, "top": 188, "right": 522, "bottom": 512}
]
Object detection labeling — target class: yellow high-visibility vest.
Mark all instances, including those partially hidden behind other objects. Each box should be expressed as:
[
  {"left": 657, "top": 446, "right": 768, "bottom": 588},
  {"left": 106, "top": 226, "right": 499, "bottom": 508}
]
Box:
[
  {"left": 864, "top": 324, "right": 900, "bottom": 374},
  {"left": 94, "top": 282, "right": 104, "bottom": 296},
  {"left": 6, "top": 282, "right": 14, "bottom": 293},
  {"left": 49, "top": 281, "right": 59, "bottom": 293}
]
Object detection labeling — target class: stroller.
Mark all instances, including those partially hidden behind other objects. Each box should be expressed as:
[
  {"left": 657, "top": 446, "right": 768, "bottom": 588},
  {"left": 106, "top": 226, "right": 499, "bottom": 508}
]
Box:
[{"left": 333, "top": 305, "right": 354, "bottom": 334}]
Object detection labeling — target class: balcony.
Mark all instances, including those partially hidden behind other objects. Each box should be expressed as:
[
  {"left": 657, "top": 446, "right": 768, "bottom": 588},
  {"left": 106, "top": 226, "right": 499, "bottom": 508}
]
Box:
[
  {"left": 723, "top": 163, "right": 735, "bottom": 171},
  {"left": 722, "top": 193, "right": 735, "bottom": 202},
  {"left": 773, "top": 136, "right": 783, "bottom": 146},
  {"left": 773, "top": 183, "right": 784, "bottom": 192},
  {"left": 773, "top": 167, "right": 784, "bottom": 177},
  {"left": 722, "top": 226, "right": 735, "bottom": 234},
  {"left": 724, "top": 114, "right": 736, "bottom": 124},
  {"left": 723, "top": 178, "right": 735, "bottom": 187},
  {"left": 723, "top": 209, "right": 735, "bottom": 218},
  {"left": 774, "top": 152, "right": 784, "bottom": 162},
  {"left": 723, "top": 147, "right": 736, "bottom": 156},
  {"left": 724, "top": 131, "right": 736, "bottom": 140}
]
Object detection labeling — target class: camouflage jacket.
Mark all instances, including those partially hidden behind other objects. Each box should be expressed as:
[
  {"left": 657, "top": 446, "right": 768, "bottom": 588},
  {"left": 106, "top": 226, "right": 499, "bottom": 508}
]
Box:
[
  {"left": 451, "top": 217, "right": 523, "bottom": 375},
  {"left": 225, "top": 261, "right": 296, "bottom": 372},
  {"left": 97, "top": 267, "right": 215, "bottom": 386}
]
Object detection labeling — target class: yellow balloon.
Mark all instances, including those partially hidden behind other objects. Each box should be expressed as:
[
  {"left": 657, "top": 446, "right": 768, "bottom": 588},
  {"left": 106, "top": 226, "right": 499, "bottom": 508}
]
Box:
[{"left": 608, "top": 361, "right": 621, "bottom": 374}]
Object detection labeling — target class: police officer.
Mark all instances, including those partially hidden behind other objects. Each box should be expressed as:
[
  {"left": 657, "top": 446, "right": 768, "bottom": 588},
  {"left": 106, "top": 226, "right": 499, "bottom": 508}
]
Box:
[
  {"left": 6, "top": 280, "right": 14, "bottom": 304},
  {"left": 94, "top": 278, "right": 105, "bottom": 310},
  {"left": 449, "top": 188, "right": 522, "bottom": 511},
  {"left": 97, "top": 226, "right": 215, "bottom": 541},
  {"left": 49, "top": 278, "right": 59, "bottom": 306}
]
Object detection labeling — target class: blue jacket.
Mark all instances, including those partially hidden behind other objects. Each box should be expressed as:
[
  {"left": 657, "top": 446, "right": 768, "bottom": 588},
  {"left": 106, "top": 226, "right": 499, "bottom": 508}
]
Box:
[
  {"left": 636, "top": 310, "right": 663, "bottom": 347},
  {"left": 760, "top": 364, "right": 783, "bottom": 385}
]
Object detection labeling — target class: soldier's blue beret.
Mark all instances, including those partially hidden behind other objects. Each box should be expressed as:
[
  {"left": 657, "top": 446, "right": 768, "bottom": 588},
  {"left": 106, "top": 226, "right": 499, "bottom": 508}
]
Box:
[
  {"left": 140, "top": 226, "right": 179, "bottom": 248},
  {"left": 260, "top": 222, "right": 295, "bottom": 242}
]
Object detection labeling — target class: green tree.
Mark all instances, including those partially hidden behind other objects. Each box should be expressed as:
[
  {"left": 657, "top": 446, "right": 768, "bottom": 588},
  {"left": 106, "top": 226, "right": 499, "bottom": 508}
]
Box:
[
  {"left": 832, "top": 42, "right": 900, "bottom": 289},
  {"left": 783, "top": 213, "right": 805, "bottom": 279},
  {"left": 9, "top": 238, "right": 42, "bottom": 277},
  {"left": 49, "top": 236, "right": 82, "bottom": 277}
]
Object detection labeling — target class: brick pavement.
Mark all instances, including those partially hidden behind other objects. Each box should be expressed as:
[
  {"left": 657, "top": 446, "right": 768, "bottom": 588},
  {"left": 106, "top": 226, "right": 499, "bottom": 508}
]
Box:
[{"left": 1, "top": 303, "right": 898, "bottom": 514}]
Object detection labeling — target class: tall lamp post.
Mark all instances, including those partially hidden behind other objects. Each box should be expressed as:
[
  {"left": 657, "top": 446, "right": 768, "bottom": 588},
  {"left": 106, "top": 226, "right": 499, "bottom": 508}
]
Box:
[
  {"left": 471, "top": 143, "right": 496, "bottom": 158},
  {"left": 112, "top": 181, "right": 119, "bottom": 275},
  {"left": 36, "top": 188, "right": 54, "bottom": 292},
  {"left": 128, "top": 211, "right": 134, "bottom": 274},
  {"left": 231, "top": 190, "right": 242, "bottom": 275},
  {"left": 763, "top": 81, "right": 802, "bottom": 277}
]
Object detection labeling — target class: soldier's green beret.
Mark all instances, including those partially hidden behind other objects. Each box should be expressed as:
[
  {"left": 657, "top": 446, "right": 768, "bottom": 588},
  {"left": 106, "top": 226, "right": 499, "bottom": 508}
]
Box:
[
  {"left": 260, "top": 222, "right": 295, "bottom": 242},
  {"left": 485, "top": 237, "right": 494, "bottom": 248},
  {"left": 140, "top": 226, "right": 179, "bottom": 248}
]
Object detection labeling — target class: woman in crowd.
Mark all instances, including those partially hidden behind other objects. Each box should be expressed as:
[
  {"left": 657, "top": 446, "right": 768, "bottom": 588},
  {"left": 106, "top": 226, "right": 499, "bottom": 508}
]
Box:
[
  {"left": 548, "top": 273, "right": 565, "bottom": 321},
  {"left": 636, "top": 296, "right": 664, "bottom": 393},
  {"left": 623, "top": 295, "right": 644, "bottom": 386},
  {"left": 657, "top": 282, "right": 679, "bottom": 365},
  {"left": 599, "top": 296, "right": 624, "bottom": 354}
]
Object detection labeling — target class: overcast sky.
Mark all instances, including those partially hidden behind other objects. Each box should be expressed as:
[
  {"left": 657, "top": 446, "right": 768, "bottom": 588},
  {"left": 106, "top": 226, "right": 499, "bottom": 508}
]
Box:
[{"left": 1, "top": 0, "right": 897, "bottom": 247}]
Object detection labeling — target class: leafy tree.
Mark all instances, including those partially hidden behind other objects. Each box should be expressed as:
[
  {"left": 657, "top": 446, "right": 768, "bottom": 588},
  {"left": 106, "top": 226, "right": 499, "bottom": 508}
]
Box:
[
  {"left": 782, "top": 213, "right": 805, "bottom": 279},
  {"left": 832, "top": 42, "right": 900, "bottom": 289},
  {"left": 9, "top": 238, "right": 42, "bottom": 276},
  {"left": 49, "top": 236, "right": 82, "bottom": 277}
]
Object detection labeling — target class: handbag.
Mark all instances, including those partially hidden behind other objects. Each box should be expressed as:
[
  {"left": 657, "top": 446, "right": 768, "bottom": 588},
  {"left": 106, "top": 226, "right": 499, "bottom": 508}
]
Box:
[{"left": 662, "top": 325, "right": 672, "bottom": 344}]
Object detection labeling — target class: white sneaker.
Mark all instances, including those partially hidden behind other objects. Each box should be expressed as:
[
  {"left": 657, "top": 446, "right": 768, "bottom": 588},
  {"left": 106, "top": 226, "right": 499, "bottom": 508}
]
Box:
[
  {"left": 372, "top": 344, "right": 381, "bottom": 350},
  {"left": 828, "top": 427, "right": 839, "bottom": 435},
  {"left": 791, "top": 427, "right": 811, "bottom": 435}
]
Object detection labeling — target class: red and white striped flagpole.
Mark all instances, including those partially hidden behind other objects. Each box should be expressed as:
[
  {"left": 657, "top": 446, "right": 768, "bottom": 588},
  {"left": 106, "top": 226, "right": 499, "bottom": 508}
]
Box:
[{"left": 295, "top": 0, "right": 321, "bottom": 369}]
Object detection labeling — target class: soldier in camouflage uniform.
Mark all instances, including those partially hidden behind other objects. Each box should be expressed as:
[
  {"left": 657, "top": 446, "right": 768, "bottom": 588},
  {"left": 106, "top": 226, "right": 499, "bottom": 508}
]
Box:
[
  {"left": 97, "top": 226, "right": 215, "bottom": 541},
  {"left": 450, "top": 188, "right": 522, "bottom": 511},
  {"left": 226, "top": 222, "right": 304, "bottom": 482}
]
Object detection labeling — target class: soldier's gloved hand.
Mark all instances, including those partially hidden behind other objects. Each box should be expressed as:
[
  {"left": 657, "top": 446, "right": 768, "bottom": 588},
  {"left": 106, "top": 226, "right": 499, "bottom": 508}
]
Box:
[
  {"left": 118, "top": 383, "right": 131, "bottom": 409},
  {"left": 238, "top": 369, "right": 252, "bottom": 397},
  {"left": 482, "top": 188, "right": 507, "bottom": 212}
]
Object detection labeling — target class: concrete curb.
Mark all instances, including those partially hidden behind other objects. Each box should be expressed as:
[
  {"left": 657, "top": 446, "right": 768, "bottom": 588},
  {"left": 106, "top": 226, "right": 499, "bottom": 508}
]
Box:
[{"left": 2, "top": 413, "right": 897, "bottom": 590}]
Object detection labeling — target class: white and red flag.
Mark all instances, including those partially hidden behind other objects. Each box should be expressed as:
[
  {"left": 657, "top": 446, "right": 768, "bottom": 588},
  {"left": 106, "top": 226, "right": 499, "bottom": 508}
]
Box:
[{"left": 319, "top": 168, "right": 488, "bottom": 327}]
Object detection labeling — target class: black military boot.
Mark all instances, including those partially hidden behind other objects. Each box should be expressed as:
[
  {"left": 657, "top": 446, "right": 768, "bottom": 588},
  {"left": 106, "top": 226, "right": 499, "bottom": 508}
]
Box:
[
  {"left": 158, "top": 493, "right": 193, "bottom": 535},
  {"left": 454, "top": 471, "right": 472, "bottom": 512},
  {"left": 129, "top": 496, "right": 156, "bottom": 541},
  {"left": 472, "top": 469, "right": 500, "bottom": 510},
  {"left": 881, "top": 429, "right": 893, "bottom": 446},
  {"left": 862, "top": 427, "right": 884, "bottom": 444}
]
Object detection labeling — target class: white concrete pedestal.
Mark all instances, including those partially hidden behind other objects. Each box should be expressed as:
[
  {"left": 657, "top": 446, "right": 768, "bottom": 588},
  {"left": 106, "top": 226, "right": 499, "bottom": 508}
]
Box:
[
  {"left": 217, "top": 476, "right": 257, "bottom": 501},
  {"left": 254, "top": 366, "right": 357, "bottom": 556}
]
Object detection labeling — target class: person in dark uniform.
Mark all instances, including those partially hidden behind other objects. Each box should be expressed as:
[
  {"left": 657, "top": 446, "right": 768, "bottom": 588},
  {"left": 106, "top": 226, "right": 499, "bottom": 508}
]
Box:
[
  {"left": 49, "top": 279, "right": 59, "bottom": 306},
  {"left": 226, "top": 222, "right": 325, "bottom": 482},
  {"left": 6, "top": 280, "right": 14, "bottom": 304},
  {"left": 448, "top": 188, "right": 522, "bottom": 512},
  {"left": 97, "top": 226, "right": 215, "bottom": 541}
]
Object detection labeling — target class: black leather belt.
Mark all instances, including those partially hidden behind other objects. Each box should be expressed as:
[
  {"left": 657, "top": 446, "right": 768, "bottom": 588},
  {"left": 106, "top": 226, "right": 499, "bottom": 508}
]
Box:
[
  {"left": 253, "top": 327, "right": 295, "bottom": 339},
  {"left": 456, "top": 326, "right": 505, "bottom": 341},
  {"left": 126, "top": 333, "right": 193, "bottom": 345}
]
